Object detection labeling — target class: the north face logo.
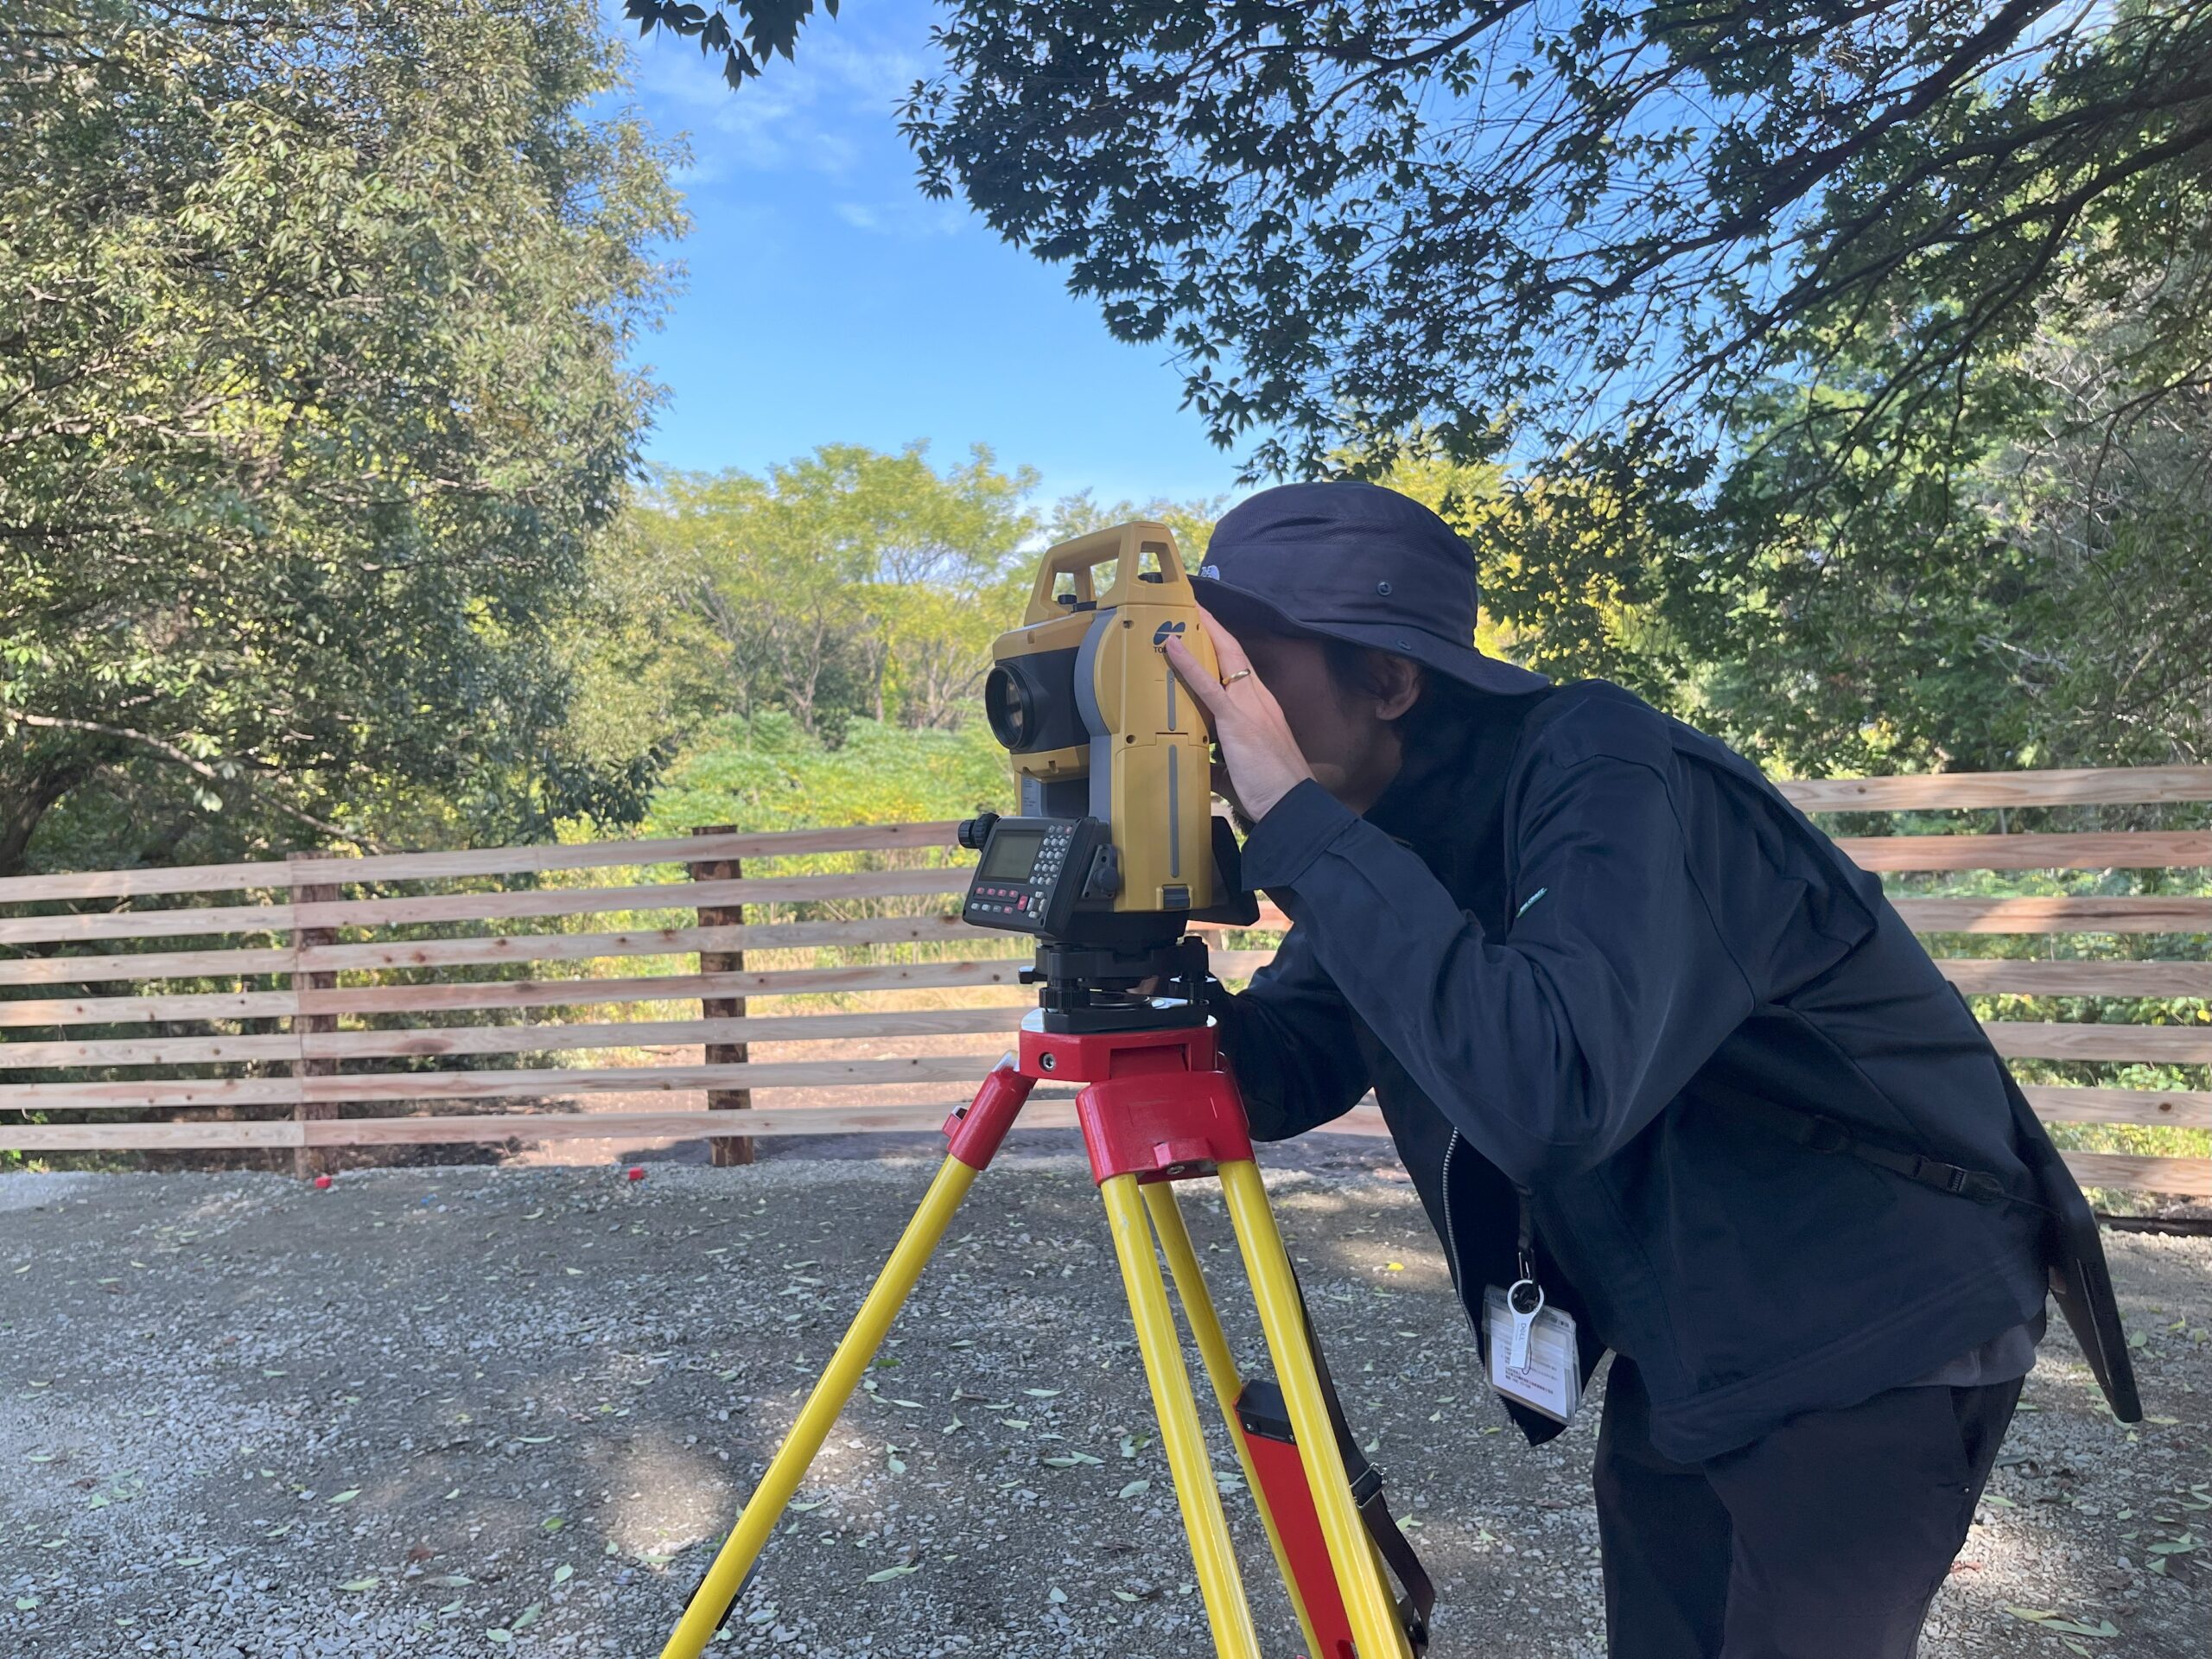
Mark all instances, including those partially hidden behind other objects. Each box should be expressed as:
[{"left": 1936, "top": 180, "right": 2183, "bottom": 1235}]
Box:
[{"left": 1199, "top": 563, "right": 1221, "bottom": 579}]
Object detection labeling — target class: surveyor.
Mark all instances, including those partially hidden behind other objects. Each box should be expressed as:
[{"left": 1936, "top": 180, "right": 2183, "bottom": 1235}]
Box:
[{"left": 1160, "top": 480, "right": 2131, "bottom": 1659}]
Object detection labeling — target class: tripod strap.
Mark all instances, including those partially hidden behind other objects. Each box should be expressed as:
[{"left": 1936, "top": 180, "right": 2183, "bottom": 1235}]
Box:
[{"left": 1292, "top": 1267, "right": 1437, "bottom": 1653}]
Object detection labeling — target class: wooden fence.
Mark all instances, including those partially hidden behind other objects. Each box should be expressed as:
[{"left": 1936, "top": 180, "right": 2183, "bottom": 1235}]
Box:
[{"left": 1, "top": 766, "right": 2208, "bottom": 1195}]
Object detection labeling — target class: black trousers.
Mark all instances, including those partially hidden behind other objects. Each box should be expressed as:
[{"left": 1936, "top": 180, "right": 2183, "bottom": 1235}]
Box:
[{"left": 1593, "top": 1360, "right": 2021, "bottom": 1659}]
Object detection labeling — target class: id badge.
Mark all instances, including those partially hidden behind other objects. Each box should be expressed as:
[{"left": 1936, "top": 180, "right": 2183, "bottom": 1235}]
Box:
[{"left": 1484, "top": 1281, "right": 1582, "bottom": 1424}]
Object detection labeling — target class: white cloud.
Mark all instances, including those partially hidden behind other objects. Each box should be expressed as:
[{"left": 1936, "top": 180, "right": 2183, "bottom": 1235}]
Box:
[{"left": 833, "top": 199, "right": 966, "bottom": 238}]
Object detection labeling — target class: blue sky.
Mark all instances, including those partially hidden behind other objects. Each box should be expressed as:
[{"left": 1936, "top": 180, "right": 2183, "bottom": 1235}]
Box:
[{"left": 606, "top": 2, "right": 1248, "bottom": 511}]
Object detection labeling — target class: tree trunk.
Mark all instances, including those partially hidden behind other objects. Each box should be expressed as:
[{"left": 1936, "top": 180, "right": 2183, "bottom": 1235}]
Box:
[{"left": 0, "top": 752, "right": 93, "bottom": 879}]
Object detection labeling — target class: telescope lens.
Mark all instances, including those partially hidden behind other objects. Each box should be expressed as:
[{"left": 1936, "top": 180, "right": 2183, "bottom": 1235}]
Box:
[{"left": 985, "top": 664, "right": 1033, "bottom": 750}]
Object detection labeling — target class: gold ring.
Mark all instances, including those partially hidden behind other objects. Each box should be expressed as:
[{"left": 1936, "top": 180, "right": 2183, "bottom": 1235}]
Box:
[{"left": 1221, "top": 669, "right": 1254, "bottom": 686}]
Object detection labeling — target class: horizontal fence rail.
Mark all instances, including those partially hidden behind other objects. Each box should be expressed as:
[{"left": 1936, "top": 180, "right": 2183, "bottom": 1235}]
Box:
[{"left": 2, "top": 767, "right": 2208, "bottom": 1195}]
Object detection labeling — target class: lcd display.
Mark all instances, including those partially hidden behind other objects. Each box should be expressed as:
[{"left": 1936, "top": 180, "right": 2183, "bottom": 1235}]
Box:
[{"left": 979, "top": 827, "right": 1046, "bottom": 881}]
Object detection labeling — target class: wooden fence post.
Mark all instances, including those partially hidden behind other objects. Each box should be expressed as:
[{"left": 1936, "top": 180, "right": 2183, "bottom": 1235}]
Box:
[
  {"left": 690, "top": 827, "right": 753, "bottom": 1166},
  {"left": 287, "top": 853, "right": 341, "bottom": 1179}
]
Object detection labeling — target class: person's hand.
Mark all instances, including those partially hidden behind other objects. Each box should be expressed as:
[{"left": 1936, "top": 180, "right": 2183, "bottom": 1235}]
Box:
[{"left": 1162, "top": 617, "right": 1313, "bottom": 823}]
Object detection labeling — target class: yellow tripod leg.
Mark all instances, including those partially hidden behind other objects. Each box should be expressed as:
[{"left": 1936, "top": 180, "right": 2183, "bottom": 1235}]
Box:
[
  {"left": 660, "top": 1154, "right": 981, "bottom": 1659},
  {"left": 1220, "top": 1158, "right": 1414, "bottom": 1659},
  {"left": 1143, "top": 1180, "right": 1329, "bottom": 1659},
  {"left": 1100, "top": 1173, "right": 1262, "bottom": 1659}
]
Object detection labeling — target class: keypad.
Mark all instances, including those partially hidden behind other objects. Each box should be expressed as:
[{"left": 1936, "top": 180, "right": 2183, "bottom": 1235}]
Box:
[{"left": 969, "top": 823, "right": 1077, "bottom": 918}]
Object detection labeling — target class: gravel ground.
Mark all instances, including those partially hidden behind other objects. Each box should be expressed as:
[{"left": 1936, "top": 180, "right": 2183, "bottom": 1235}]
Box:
[{"left": 1, "top": 1140, "right": 2205, "bottom": 1658}]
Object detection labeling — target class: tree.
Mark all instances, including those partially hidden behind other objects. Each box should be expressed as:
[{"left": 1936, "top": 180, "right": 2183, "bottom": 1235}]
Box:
[
  {"left": 1680, "top": 255, "right": 2212, "bottom": 777},
  {"left": 639, "top": 0, "right": 2210, "bottom": 485},
  {"left": 0, "top": 2, "right": 683, "bottom": 875},
  {"left": 635, "top": 444, "right": 1038, "bottom": 740}
]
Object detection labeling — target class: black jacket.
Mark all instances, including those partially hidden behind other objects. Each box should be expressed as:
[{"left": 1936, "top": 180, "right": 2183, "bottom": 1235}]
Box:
[{"left": 1211, "top": 680, "right": 2054, "bottom": 1462}]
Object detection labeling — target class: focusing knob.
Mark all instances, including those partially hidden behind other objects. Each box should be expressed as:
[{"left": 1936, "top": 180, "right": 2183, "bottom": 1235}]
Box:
[{"left": 957, "top": 812, "right": 998, "bottom": 853}]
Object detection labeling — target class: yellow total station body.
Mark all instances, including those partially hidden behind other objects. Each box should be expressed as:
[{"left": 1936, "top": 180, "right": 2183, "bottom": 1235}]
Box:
[{"left": 981, "top": 522, "right": 1230, "bottom": 918}]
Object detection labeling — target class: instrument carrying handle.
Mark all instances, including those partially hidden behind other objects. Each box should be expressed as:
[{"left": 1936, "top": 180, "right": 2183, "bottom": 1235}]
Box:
[{"left": 1027, "top": 523, "right": 1192, "bottom": 616}]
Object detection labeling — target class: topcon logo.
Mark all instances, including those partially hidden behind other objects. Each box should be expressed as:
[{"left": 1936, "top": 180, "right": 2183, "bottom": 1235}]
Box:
[{"left": 1153, "top": 620, "right": 1186, "bottom": 649}]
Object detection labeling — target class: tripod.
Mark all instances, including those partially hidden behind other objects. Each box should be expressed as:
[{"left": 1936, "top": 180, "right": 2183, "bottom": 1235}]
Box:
[{"left": 661, "top": 938, "right": 1430, "bottom": 1659}]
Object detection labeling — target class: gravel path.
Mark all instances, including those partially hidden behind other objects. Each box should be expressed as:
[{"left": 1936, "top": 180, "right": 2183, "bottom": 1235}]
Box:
[{"left": 1, "top": 1142, "right": 2205, "bottom": 1657}]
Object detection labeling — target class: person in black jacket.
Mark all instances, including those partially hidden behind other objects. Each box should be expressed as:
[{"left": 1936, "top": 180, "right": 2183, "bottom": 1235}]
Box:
[{"left": 1155, "top": 480, "right": 2094, "bottom": 1659}]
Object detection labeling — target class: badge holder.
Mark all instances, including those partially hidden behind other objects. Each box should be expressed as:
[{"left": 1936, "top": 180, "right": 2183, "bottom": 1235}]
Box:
[{"left": 1483, "top": 1197, "right": 1582, "bottom": 1425}]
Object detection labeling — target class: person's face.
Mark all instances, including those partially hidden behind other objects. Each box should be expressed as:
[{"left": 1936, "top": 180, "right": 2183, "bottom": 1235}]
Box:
[{"left": 1226, "top": 630, "right": 1421, "bottom": 817}]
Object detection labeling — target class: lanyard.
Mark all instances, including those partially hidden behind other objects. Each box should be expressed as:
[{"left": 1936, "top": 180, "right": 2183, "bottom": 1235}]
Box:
[{"left": 1516, "top": 1185, "right": 1536, "bottom": 1285}]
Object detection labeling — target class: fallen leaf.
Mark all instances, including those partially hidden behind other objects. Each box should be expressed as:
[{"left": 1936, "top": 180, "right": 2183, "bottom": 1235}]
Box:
[
  {"left": 552, "top": 1565, "right": 574, "bottom": 1586},
  {"left": 1118, "top": 1479, "right": 1150, "bottom": 1499},
  {"left": 327, "top": 1489, "right": 360, "bottom": 1504},
  {"left": 337, "top": 1577, "right": 379, "bottom": 1592},
  {"left": 864, "top": 1562, "right": 920, "bottom": 1582},
  {"left": 1024, "top": 1388, "right": 1062, "bottom": 1398}
]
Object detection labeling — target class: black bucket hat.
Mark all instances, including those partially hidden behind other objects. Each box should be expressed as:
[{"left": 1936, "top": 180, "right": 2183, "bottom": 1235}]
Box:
[{"left": 1188, "top": 480, "right": 1548, "bottom": 698}]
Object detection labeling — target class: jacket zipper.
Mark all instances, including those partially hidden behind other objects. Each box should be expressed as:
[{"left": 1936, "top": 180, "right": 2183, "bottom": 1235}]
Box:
[{"left": 1440, "top": 1128, "right": 1469, "bottom": 1302}]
